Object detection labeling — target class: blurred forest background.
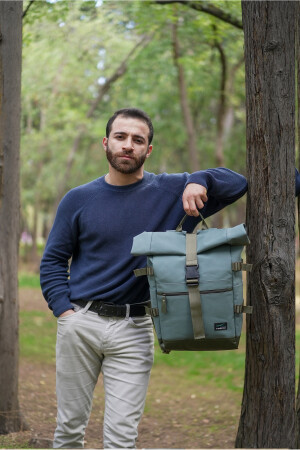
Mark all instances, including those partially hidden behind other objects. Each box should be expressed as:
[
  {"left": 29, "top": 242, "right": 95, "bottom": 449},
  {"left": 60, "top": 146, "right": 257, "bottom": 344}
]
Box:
[{"left": 20, "top": 0, "right": 247, "bottom": 267}]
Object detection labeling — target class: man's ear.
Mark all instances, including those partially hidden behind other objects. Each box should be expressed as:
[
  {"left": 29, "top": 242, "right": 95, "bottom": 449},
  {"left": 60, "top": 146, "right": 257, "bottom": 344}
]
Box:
[
  {"left": 102, "top": 137, "right": 108, "bottom": 151},
  {"left": 146, "top": 145, "right": 153, "bottom": 158}
]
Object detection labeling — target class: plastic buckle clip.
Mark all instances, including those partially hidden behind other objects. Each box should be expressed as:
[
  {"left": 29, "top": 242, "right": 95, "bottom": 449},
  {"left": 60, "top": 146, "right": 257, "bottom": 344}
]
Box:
[{"left": 185, "top": 265, "right": 199, "bottom": 286}]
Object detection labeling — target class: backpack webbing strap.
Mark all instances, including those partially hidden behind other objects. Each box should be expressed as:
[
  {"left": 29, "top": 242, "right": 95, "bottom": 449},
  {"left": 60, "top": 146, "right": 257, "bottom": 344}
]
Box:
[
  {"left": 186, "top": 233, "right": 205, "bottom": 340},
  {"left": 232, "top": 262, "right": 252, "bottom": 272},
  {"left": 234, "top": 304, "right": 253, "bottom": 314},
  {"left": 145, "top": 306, "right": 159, "bottom": 317},
  {"left": 134, "top": 267, "right": 154, "bottom": 277}
]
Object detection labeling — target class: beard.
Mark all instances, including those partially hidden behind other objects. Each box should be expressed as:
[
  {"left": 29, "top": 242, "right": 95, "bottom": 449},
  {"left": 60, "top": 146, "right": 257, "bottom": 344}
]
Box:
[{"left": 105, "top": 144, "right": 149, "bottom": 174}]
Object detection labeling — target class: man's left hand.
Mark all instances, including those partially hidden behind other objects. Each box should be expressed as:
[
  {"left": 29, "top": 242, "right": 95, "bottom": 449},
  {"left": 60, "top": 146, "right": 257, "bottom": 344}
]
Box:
[{"left": 182, "top": 183, "right": 208, "bottom": 217}]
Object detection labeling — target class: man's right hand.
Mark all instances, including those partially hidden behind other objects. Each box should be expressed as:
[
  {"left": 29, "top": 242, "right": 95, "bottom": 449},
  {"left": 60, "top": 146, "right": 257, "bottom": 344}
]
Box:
[{"left": 59, "top": 309, "right": 75, "bottom": 318}]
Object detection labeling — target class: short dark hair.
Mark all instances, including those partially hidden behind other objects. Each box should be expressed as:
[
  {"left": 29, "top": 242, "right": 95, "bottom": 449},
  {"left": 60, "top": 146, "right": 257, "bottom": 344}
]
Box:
[{"left": 106, "top": 108, "right": 154, "bottom": 145}]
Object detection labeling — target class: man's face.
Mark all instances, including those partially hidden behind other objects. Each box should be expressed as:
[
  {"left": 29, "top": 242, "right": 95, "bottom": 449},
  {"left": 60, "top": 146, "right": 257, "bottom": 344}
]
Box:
[{"left": 103, "top": 116, "right": 152, "bottom": 175}]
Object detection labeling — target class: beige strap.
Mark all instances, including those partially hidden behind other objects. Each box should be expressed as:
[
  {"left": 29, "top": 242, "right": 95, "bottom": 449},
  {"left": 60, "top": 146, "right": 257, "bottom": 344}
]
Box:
[
  {"left": 234, "top": 304, "right": 253, "bottom": 314},
  {"left": 134, "top": 267, "right": 154, "bottom": 277},
  {"left": 232, "top": 262, "right": 252, "bottom": 272},
  {"left": 176, "top": 211, "right": 208, "bottom": 233},
  {"left": 145, "top": 306, "right": 159, "bottom": 317},
  {"left": 185, "top": 233, "right": 205, "bottom": 339}
]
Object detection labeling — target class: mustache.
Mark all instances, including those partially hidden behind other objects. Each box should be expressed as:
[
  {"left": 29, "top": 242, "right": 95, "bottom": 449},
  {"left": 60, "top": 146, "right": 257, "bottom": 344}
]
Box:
[{"left": 115, "top": 152, "right": 136, "bottom": 159}]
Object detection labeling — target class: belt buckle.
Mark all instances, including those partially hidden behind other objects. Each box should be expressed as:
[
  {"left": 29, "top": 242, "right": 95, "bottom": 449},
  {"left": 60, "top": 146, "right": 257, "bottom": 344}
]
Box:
[{"left": 95, "top": 302, "right": 110, "bottom": 317}]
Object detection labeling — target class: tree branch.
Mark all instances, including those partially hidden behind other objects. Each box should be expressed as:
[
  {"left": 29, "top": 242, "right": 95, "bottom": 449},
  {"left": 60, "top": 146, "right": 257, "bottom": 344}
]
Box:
[
  {"left": 22, "top": 0, "right": 35, "bottom": 19},
  {"left": 155, "top": 0, "right": 243, "bottom": 30},
  {"left": 87, "top": 34, "right": 152, "bottom": 118}
]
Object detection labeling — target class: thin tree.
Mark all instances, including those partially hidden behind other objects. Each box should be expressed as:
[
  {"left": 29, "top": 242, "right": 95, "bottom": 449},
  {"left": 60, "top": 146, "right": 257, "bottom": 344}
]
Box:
[
  {"left": 171, "top": 13, "right": 200, "bottom": 171},
  {"left": 0, "top": 1, "right": 28, "bottom": 434},
  {"left": 236, "top": 1, "right": 296, "bottom": 447}
]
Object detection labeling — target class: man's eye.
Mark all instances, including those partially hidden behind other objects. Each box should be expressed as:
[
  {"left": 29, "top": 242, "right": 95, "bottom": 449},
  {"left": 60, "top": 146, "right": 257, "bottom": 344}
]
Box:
[{"left": 135, "top": 139, "right": 143, "bottom": 144}]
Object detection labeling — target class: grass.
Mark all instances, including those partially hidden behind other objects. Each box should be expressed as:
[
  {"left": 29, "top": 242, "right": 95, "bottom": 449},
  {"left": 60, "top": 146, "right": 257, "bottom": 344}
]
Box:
[
  {"left": 18, "top": 271, "right": 40, "bottom": 289},
  {"left": 19, "top": 311, "right": 56, "bottom": 364},
  {"left": 153, "top": 336, "right": 246, "bottom": 392},
  {"left": 0, "top": 436, "right": 31, "bottom": 449}
]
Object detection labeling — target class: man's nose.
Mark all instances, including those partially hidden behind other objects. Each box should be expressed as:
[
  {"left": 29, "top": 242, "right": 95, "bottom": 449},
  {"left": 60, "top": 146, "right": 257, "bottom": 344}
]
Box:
[{"left": 122, "top": 137, "right": 134, "bottom": 150}]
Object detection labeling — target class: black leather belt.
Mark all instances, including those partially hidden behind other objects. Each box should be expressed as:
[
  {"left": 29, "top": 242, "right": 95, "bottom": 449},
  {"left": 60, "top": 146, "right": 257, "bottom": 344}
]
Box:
[{"left": 72, "top": 299, "right": 150, "bottom": 318}]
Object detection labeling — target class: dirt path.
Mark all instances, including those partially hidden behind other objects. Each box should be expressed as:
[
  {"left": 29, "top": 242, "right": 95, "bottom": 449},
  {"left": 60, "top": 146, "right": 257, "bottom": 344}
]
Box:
[
  {"left": 15, "top": 360, "right": 240, "bottom": 449},
  {"left": 8, "top": 288, "right": 243, "bottom": 449}
]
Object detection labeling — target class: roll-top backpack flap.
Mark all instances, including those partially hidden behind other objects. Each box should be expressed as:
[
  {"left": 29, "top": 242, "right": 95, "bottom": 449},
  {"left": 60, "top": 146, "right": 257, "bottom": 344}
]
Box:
[
  {"left": 226, "top": 223, "right": 250, "bottom": 246},
  {"left": 131, "top": 212, "right": 252, "bottom": 353},
  {"left": 132, "top": 230, "right": 187, "bottom": 256},
  {"left": 131, "top": 231, "right": 154, "bottom": 255},
  {"left": 132, "top": 224, "right": 249, "bottom": 257}
]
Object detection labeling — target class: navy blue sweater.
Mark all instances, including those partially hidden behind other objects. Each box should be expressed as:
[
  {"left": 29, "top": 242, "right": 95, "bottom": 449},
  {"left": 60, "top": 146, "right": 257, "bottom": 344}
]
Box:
[{"left": 40, "top": 169, "right": 249, "bottom": 317}]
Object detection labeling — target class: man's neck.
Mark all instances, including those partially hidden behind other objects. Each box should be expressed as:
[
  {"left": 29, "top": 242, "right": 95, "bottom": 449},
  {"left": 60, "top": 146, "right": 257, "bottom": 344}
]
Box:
[{"left": 105, "top": 167, "right": 144, "bottom": 186}]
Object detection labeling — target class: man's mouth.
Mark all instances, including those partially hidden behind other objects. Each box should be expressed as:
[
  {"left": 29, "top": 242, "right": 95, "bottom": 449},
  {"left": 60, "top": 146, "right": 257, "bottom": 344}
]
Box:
[{"left": 118, "top": 154, "right": 133, "bottom": 160}]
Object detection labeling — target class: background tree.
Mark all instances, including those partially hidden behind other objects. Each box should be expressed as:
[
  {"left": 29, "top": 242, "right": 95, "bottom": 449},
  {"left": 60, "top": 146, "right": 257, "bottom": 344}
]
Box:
[
  {"left": 236, "top": 1, "right": 296, "bottom": 447},
  {"left": 0, "top": 0, "right": 27, "bottom": 434}
]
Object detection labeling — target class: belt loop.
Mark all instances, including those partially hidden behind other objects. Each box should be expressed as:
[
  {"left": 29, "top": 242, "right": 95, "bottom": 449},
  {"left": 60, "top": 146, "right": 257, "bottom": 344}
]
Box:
[
  {"left": 125, "top": 304, "right": 130, "bottom": 320},
  {"left": 81, "top": 300, "right": 93, "bottom": 314}
]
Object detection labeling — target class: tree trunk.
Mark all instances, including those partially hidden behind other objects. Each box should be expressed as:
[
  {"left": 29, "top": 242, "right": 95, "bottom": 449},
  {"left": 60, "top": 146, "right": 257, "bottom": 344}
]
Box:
[
  {"left": 171, "top": 17, "right": 200, "bottom": 171},
  {"left": 0, "top": 1, "right": 27, "bottom": 434},
  {"left": 296, "top": 1, "right": 300, "bottom": 445},
  {"left": 236, "top": 1, "right": 296, "bottom": 448}
]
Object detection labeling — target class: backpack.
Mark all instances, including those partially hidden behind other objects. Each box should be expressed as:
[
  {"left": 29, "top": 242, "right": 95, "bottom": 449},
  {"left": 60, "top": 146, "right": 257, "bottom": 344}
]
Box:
[{"left": 131, "top": 214, "right": 252, "bottom": 353}]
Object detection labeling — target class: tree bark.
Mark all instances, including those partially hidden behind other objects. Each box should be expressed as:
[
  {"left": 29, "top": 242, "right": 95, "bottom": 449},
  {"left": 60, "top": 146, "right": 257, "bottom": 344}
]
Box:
[
  {"left": 0, "top": 1, "right": 28, "bottom": 434},
  {"left": 236, "top": 2, "right": 296, "bottom": 447},
  {"left": 295, "top": 0, "right": 300, "bottom": 445},
  {"left": 171, "top": 17, "right": 200, "bottom": 171}
]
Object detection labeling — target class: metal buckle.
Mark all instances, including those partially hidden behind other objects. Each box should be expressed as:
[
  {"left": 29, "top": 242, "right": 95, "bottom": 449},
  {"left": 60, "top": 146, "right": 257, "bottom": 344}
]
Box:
[{"left": 185, "top": 265, "right": 199, "bottom": 286}]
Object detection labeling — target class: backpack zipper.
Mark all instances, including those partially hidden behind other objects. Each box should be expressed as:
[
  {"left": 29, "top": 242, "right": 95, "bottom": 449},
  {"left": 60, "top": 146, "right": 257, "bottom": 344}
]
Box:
[
  {"left": 158, "top": 288, "right": 232, "bottom": 296},
  {"left": 158, "top": 288, "right": 233, "bottom": 314}
]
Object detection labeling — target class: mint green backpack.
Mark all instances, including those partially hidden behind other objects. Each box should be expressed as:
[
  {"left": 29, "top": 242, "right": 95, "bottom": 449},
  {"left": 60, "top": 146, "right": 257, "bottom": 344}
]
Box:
[{"left": 131, "top": 214, "right": 252, "bottom": 353}]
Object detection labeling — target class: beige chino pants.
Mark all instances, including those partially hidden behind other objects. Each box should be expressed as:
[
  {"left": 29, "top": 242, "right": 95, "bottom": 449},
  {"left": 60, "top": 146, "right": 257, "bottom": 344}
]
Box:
[{"left": 53, "top": 302, "right": 154, "bottom": 449}]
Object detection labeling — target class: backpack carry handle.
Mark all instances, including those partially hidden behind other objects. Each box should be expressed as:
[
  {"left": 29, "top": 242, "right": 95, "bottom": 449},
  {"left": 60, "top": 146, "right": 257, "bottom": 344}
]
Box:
[{"left": 176, "top": 211, "right": 209, "bottom": 233}]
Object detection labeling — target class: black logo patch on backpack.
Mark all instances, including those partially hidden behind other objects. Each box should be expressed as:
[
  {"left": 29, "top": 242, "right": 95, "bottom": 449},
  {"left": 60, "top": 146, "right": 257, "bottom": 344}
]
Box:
[{"left": 214, "top": 322, "right": 227, "bottom": 331}]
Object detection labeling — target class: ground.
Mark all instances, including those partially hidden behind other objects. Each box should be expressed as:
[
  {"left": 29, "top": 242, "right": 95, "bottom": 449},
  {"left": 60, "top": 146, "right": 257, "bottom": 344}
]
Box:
[{"left": 5, "top": 288, "right": 244, "bottom": 449}]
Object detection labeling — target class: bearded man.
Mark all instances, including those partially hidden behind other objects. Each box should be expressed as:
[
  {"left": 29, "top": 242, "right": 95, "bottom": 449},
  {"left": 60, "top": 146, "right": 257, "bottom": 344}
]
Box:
[{"left": 40, "top": 107, "right": 248, "bottom": 448}]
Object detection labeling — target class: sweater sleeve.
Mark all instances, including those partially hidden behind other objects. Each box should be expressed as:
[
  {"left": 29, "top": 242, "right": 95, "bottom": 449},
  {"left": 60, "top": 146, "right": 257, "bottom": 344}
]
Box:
[
  {"left": 40, "top": 191, "right": 79, "bottom": 317},
  {"left": 185, "top": 168, "right": 248, "bottom": 218}
]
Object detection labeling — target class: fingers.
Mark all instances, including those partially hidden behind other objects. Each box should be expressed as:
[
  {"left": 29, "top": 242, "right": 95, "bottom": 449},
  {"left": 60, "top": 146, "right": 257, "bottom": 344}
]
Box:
[
  {"left": 182, "top": 183, "right": 208, "bottom": 217},
  {"left": 183, "top": 196, "right": 204, "bottom": 216}
]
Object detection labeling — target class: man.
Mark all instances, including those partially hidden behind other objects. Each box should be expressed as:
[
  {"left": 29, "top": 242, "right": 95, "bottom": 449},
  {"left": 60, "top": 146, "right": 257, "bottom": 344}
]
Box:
[{"left": 40, "top": 108, "right": 248, "bottom": 448}]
